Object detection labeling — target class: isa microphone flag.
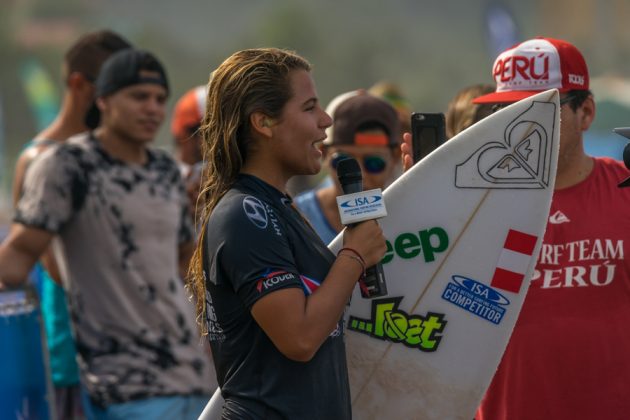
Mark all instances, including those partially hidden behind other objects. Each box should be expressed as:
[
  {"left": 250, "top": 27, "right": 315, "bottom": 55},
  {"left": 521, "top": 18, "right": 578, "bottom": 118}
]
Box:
[
  {"left": 336, "top": 188, "right": 387, "bottom": 226},
  {"left": 490, "top": 229, "right": 538, "bottom": 293}
]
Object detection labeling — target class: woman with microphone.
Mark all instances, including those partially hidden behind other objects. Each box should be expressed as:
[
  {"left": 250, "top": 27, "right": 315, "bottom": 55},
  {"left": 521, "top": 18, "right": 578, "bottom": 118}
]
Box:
[{"left": 188, "top": 48, "right": 387, "bottom": 419}]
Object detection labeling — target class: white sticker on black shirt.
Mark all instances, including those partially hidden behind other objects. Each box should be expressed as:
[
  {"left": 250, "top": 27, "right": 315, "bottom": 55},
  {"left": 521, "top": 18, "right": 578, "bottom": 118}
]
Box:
[{"left": 243, "top": 196, "right": 268, "bottom": 229}]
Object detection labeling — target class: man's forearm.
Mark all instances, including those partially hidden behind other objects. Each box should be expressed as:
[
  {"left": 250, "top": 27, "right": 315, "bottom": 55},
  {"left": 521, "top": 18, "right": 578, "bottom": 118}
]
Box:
[
  {"left": 0, "top": 224, "right": 52, "bottom": 288},
  {"left": 0, "top": 244, "right": 36, "bottom": 288}
]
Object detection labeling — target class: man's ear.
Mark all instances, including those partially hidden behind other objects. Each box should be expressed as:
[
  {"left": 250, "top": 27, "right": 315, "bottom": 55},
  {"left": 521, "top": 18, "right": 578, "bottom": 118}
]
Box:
[
  {"left": 68, "top": 72, "right": 93, "bottom": 92},
  {"left": 579, "top": 95, "right": 596, "bottom": 132},
  {"left": 96, "top": 96, "right": 107, "bottom": 113},
  {"left": 390, "top": 144, "right": 402, "bottom": 160},
  {"left": 250, "top": 112, "right": 273, "bottom": 138}
]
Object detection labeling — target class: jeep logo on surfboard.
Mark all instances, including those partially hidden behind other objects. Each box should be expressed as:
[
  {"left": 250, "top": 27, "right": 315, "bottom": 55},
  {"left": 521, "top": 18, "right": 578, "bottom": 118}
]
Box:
[{"left": 382, "top": 227, "right": 449, "bottom": 264}]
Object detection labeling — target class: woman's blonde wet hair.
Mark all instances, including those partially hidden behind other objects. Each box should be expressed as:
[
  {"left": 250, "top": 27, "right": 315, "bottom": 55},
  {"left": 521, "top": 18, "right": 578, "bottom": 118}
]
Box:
[
  {"left": 188, "top": 48, "right": 311, "bottom": 332},
  {"left": 445, "top": 84, "right": 495, "bottom": 139}
]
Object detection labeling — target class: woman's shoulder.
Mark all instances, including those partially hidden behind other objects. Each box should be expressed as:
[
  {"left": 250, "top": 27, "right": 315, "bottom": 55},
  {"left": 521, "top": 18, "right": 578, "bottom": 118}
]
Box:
[
  {"left": 207, "top": 188, "right": 289, "bottom": 256},
  {"left": 210, "top": 188, "right": 271, "bottom": 232}
]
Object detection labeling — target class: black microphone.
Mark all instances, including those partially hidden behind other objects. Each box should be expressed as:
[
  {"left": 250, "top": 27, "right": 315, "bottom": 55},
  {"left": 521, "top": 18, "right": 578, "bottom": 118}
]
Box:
[
  {"left": 620, "top": 143, "right": 630, "bottom": 188},
  {"left": 336, "top": 158, "right": 388, "bottom": 298},
  {"left": 613, "top": 128, "right": 630, "bottom": 188}
]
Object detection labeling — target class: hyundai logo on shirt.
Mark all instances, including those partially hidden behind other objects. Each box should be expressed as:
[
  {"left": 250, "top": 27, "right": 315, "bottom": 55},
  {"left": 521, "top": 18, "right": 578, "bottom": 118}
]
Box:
[{"left": 243, "top": 196, "right": 268, "bottom": 229}]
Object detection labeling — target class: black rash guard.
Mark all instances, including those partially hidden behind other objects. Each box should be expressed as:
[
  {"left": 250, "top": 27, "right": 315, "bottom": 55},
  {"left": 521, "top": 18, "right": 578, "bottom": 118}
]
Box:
[{"left": 203, "top": 174, "right": 351, "bottom": 419}]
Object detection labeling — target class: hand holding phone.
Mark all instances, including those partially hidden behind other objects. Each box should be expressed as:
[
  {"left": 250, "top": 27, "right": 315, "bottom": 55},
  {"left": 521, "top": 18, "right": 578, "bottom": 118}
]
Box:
[{"left": 411, "top": 112, "right": 446, "bottom": 163}]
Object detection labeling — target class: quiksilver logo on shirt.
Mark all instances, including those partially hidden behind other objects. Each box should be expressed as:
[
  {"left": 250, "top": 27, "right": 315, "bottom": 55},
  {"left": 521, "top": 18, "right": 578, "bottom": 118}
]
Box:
[{"left": 549, "top": 210, "right": 570, "bottom": 224}]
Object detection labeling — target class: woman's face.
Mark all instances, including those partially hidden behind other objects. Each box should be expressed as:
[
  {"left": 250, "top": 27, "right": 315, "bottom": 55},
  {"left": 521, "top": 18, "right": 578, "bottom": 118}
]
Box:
[{"left": 268, "top": 69, "right": 333, "bottom": 179}]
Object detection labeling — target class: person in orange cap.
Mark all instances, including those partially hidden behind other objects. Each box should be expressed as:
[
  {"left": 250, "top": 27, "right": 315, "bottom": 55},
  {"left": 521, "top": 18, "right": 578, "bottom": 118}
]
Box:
[{"left": 171, "top": 85, "right": 206, "bottom": 178}]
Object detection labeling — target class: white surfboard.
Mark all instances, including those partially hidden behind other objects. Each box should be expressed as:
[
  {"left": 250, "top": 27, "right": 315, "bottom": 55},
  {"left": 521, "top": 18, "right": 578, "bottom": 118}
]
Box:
[{"left": 199, "top": 89, "right": 560, "bottom": 419}]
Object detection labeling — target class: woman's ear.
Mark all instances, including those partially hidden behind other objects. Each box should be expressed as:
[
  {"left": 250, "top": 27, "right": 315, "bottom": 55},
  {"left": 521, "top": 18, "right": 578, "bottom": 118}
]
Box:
[{"left": 250, "top": 112, "right": 274, "bottom": 138}]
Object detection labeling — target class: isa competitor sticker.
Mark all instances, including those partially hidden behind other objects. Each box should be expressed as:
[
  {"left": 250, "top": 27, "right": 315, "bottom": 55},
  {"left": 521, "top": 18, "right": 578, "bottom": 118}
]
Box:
[
  {"left": 336, "top": 188, "right": 387, "bottom": 225},
  {"left": 441, "top": 275, "right": 510, "bottom": 325}
]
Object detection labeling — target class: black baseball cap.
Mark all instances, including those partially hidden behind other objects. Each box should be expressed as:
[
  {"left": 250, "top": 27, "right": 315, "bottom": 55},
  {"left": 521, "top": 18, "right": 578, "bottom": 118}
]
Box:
[
  {"left": 323, "top": 92, "right": 400, "bottom": 147},
  {"left": 85, "top": 49, "right": 170, "bottom": 129}
]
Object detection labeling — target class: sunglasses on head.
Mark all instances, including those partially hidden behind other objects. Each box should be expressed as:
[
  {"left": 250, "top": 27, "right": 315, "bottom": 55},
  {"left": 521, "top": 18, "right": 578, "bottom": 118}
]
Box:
[{"left": 330, "top": 152, "right": 388, "bottom": 174}]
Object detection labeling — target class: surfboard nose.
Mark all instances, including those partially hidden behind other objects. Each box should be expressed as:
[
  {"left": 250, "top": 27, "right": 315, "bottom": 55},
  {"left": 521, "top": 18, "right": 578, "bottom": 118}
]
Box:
[{"left": 531, "top": 88, "right": 559, "bottom": 104}]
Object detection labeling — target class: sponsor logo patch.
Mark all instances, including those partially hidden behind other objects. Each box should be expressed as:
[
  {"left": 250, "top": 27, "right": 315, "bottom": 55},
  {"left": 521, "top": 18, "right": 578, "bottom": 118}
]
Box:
[
  {"left": 243, "top": 196, "right": 268, "bottom": 229},
  {"left": 455, "top": 101, "right": 556, "bottom": 190},
  {"left": 441, "top": 275, "right": 510, "bottom": 325},
  {"left": 347, "top": 297, "right": 446, "bottom": 352},
  {"left": 382, "top": 226, "right": 449, "bottom": 264},
  {"left": 205, "top": 289, "right": 226, "bottom": 342},
  {"left": 265, "top": 203, "right": 282, "bottom": 236},
  {"left": 549, "top": 210, "right": 570, "bottom": 224},
  {"left": 256, "top": 269, "right": 296, "bottom": 293},
  {"left": 339, "top": 194, "right": 382, "bottom": 208},
  {"left": 568, "top": 74, "right": 585, "bottom": 85},
  {"left": 336, "top": 188, "right": 387, "bottom": 225}
]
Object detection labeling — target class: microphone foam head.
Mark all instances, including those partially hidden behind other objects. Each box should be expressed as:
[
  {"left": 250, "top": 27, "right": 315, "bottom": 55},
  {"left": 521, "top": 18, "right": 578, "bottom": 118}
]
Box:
[{"left": 337, "top": 157, "right": 362, "bottom": 185}]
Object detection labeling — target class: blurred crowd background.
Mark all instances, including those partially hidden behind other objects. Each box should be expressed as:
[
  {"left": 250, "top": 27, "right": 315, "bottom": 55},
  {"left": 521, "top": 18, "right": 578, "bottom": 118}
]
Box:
[{"left": 2, "top": 0, "right": 630, "bottom": 224}]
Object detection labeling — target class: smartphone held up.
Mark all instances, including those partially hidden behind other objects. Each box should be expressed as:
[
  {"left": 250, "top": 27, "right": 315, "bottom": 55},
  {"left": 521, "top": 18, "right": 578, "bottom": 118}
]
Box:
[{"left": 411, "top": 112, "right": 446, "bottom": 163}]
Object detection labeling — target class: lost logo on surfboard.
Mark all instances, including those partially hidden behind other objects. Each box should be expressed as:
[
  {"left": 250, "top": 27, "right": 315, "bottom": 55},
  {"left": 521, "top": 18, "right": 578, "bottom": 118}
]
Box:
[{"left": 347, "top": 297, "right": 447, "bottom": 352}]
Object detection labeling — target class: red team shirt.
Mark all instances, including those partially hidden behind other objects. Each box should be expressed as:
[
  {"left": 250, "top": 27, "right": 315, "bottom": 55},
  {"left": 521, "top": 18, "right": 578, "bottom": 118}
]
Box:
[{"left": 477, "top": 158, "right": 630, "bottom": 420}]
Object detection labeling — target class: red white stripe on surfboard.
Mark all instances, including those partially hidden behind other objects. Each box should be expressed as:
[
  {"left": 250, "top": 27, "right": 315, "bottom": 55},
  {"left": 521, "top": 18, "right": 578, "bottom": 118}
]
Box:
[{"left": 490, "top": 229, "right": 538, "bottom": 293}]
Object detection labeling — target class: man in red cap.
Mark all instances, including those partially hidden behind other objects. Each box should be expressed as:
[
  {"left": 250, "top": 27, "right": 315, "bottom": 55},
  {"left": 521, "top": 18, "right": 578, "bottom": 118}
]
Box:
[{"left": 473, "top": 37, "right": 630, "bottom": 420}]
